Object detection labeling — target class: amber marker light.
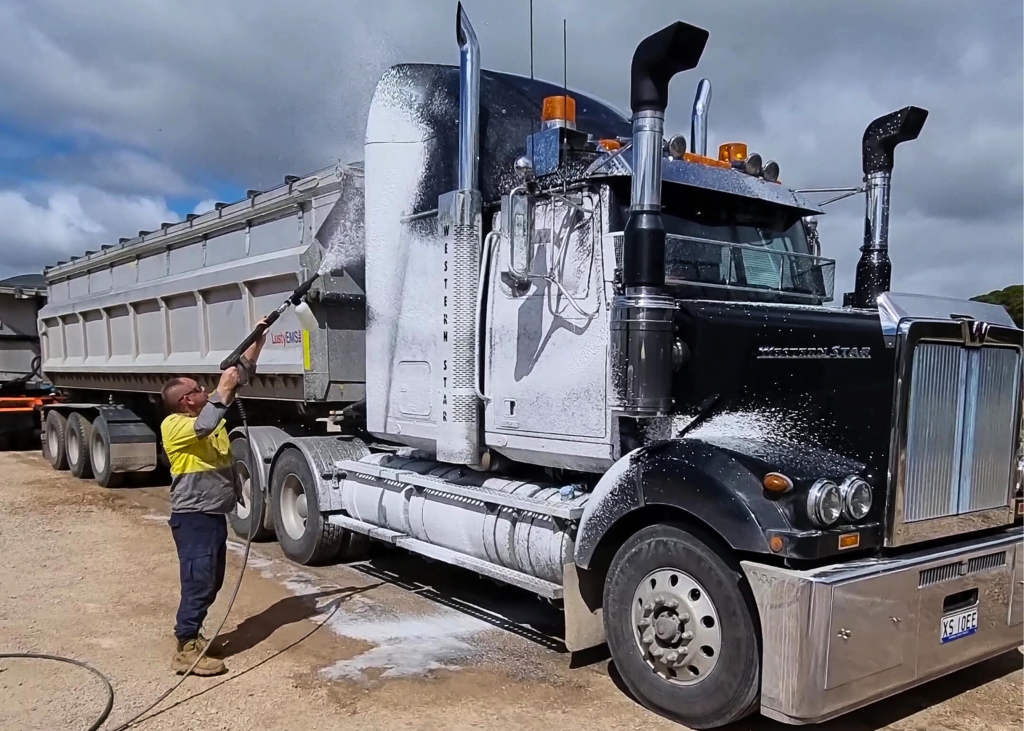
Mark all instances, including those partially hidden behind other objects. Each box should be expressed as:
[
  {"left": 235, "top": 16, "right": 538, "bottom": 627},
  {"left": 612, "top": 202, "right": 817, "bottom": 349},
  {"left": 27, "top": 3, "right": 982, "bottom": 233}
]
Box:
[
  {"left": 763, "top": 472, "right": 793, "bottom": 493},
  {"left": 838, "top": 533, "right": 861, "bottom": 550}
]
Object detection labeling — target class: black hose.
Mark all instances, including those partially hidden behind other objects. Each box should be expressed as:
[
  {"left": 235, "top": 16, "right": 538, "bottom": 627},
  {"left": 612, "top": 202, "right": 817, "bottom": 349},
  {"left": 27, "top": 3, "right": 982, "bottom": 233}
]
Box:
[
  {"left": 5, "top": 397, "right": 287, "bottom": 730},
  {"left": 0, "top": 354, "right": 42, "bottom": 387},
  {"left": 0, "top": 653, "right": 113, "bottom": 731},
  {"left": 106, "top": 397, "right": 257, "bottom": 731}
]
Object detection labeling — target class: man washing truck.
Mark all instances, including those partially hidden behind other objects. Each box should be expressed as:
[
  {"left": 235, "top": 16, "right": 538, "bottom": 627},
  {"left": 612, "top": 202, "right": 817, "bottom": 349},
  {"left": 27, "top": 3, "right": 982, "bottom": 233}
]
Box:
[{"left": 159, "top": 321, "right": 267, "bottom": 675}]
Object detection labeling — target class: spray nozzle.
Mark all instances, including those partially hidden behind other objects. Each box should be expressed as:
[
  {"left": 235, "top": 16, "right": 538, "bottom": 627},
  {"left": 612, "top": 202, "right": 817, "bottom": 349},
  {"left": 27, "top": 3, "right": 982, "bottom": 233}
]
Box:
[{"left": 288, "top": 272, "right": 321, "bottom": 306}]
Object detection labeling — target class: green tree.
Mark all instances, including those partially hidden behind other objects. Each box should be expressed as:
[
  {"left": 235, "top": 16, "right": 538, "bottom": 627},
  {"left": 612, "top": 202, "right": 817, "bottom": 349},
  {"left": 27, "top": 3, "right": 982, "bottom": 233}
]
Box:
[{"left": 971, "top": 284, "right": 1023, "bottom": 328}]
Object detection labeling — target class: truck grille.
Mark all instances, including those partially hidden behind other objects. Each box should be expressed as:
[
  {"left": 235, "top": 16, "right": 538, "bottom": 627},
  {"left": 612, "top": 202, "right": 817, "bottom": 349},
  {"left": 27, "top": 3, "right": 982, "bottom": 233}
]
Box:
[{"left": 903, "top": 342, "right": 1021, "bottom": 523}]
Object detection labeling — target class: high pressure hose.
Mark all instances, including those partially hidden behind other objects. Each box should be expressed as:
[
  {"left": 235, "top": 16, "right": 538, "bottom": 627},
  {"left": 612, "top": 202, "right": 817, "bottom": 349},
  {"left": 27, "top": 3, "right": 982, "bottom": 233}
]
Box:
[
  {"left": 1, "top": 398, "right": 258, "bottom": 731},
  {"left": 105, "top": 398, "right": 258, "bottom": 731},
  {"left": 0, "top": 653, "right": 113, "bottom": 731},
  {"left": 4, "top": 275, "right": 326, "bottom": 730}
]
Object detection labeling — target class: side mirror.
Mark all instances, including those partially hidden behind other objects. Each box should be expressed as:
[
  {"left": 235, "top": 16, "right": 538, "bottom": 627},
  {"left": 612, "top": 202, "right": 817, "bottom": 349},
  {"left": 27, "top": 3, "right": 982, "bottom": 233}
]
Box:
[
  {"left": 803, "top": 215, "right": 820, "bottom": 257},
  {"left": 502, "top": 190, "right": 533, "bottom": 285}
]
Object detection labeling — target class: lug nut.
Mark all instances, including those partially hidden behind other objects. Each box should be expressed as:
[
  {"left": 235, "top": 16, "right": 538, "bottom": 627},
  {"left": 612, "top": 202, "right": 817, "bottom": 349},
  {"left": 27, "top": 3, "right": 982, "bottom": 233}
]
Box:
[{"left": 642, "top": 628, "right": 655, "bottom": 645}]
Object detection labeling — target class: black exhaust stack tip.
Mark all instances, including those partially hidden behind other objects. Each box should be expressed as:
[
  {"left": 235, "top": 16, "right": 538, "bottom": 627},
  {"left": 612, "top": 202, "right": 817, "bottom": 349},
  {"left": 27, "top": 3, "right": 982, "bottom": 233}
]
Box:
[
  {"left": 624, "top": 22, "right": 708, "bottom": 290},
  {"left": 850, "top": 105, "right": 928, "bottom": 308},
  {"left": 630, "top": 22, "right": 709, "bottom": 114},
  {"left": 862, "top": 106, "right": 928, "bottom": 175}
]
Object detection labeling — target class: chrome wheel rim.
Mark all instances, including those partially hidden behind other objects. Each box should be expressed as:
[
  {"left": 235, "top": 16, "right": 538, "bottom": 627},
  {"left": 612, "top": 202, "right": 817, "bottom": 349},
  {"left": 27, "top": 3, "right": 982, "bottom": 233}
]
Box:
[
  {"left": 631, "top": 568, "right": 722, "bottom": 685},
  {"left": 280, "top": 473, "right": 307, "bottom": 541},
  {"left": 91, "top": 433, "right": 107, "bottom": 475},
  {"left": 66, "top": 426, "right": 79, "bottom": 465},
  {"left": 235, "top": 459, "right": 252, "bottom": 520}
]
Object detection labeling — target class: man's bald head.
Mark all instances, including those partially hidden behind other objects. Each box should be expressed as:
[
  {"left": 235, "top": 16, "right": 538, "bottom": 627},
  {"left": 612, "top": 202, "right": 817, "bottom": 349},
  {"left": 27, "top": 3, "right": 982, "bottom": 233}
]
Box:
[{"left": 161, "top": 377, "right": 206, "bottom": 414}]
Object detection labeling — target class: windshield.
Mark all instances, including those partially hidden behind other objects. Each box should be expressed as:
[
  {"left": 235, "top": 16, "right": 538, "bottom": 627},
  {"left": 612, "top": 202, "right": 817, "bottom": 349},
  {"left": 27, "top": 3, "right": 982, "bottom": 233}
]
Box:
[{"left": 613, "top": 181, "right": 833, "bottom": 304}]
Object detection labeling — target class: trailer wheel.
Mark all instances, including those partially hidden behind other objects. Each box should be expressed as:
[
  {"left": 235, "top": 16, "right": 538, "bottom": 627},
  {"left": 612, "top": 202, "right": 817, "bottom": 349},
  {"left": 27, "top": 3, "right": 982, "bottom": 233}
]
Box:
[
  {"left": 228, "top": 437, "right": 274, "bottom": 542},
  {"left": 66, "top": 413, "right": 94, "bottom": 479},
  {"left": 89, "top": 415, "right": 124, "bottom": 488},
  {"left": 270, "top": 447, "right": 361, "bottom": 565},
  {"left": 603, "top": 523, "right": 760, "bottom": 729},
  {"left": 43, "top": 410, "right": 69, "bottom": 470}
]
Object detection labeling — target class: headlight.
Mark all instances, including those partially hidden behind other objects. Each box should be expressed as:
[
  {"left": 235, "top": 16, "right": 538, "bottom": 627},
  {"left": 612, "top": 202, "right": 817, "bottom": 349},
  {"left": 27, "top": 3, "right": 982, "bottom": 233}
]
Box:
[
  {"left": 807, "top": 479, "right": 842, "bottom": 527},
  {"left": 840, "top": 476, "right": 872, "bottom": 521}
]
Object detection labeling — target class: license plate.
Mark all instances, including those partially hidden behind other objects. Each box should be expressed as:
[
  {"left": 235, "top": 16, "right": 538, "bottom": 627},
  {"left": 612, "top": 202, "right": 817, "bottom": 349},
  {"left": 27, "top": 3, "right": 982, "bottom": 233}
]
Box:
[{"left": 940, "top": 608, "right": 978, "bottom": 643}]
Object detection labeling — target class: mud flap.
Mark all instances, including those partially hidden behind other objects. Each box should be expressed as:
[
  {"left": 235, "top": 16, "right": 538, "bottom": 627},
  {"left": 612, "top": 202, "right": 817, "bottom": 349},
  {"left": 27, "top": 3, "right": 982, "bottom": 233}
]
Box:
[{"left": 563, "top": 562, "right": 605, "bottom": 651}]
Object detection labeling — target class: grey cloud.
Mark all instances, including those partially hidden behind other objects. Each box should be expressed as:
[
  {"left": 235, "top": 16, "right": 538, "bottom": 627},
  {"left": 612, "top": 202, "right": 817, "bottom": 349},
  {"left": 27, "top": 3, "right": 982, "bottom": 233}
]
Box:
[{"left": 0, "top": 0, "right": 1019, "bottom": 295}]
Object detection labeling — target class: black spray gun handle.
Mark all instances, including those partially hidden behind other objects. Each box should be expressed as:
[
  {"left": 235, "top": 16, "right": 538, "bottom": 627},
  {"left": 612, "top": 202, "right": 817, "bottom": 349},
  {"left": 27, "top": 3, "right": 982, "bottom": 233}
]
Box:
[{"left": 218, "top": 272, "right": 320, "bottom": 371}]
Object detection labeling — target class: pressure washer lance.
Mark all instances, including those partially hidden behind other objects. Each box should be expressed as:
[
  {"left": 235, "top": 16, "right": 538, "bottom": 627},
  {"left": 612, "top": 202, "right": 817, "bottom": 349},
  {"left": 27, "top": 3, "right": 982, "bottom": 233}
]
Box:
[{"left": 218, "top": 271, "right": 321, "bottom": 371}]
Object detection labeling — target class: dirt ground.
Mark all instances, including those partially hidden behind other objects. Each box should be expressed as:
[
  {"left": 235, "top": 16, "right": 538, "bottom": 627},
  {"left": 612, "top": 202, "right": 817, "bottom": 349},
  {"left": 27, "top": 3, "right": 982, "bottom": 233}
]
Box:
[{"left": 0, "top": 450, "right": 1021, "bottom": 731}]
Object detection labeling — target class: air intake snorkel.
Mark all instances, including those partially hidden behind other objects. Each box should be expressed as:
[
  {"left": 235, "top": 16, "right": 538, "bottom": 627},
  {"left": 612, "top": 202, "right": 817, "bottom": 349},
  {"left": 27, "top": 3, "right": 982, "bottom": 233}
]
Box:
[
  {"left": 851, "top": 105, "right": 928, "bottom": 309},
  {"left": 611, "top": 21, "right": 708, "bottom": 417}
]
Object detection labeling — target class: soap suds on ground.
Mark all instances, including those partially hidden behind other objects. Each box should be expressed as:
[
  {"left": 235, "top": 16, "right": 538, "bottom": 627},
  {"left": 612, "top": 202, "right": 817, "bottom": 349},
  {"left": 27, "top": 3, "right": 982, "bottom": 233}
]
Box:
[{"left": 1, "top": 450, "right": 1020, "bottom": 731}]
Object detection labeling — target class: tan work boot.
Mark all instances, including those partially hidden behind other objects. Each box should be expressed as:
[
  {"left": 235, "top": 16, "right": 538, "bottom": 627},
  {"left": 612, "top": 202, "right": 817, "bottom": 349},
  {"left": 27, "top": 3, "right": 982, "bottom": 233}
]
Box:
[
  {"left": 194, "top": 633, "right": 223, "bottom": 658},
  {"left": 172, "top": 638, "right": 227, "bottom": 676}
]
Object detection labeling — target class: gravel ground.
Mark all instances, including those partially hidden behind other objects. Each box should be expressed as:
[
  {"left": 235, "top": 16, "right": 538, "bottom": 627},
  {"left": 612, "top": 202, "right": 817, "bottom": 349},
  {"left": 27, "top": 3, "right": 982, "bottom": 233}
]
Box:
[{"left": 0, "top": 449, "right": 1021, "bottom": 731}]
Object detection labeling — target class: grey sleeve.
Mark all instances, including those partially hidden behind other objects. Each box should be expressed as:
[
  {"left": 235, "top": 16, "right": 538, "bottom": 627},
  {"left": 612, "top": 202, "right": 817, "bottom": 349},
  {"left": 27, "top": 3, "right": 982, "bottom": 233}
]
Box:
[
  {"left": 194, "top": 392, "right": 229, "bottom": 438},
  {"left": 237, "top": 355, "right": 257, "bottom": 387}
]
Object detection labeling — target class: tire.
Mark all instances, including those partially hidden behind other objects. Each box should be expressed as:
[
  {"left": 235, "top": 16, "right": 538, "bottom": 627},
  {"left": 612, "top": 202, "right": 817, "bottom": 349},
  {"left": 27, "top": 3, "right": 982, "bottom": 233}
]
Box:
[
  {"left": 603, "top": 523, "right": 761, "bottom": 729},
  {"left": 43, "top": 410, "right": 69, "bottom": 470},
  {"left": 227, "top": 437, "right": 274, "bottom": 542},
  {"left": 89, "top": 415, "right": 124, "bottom": 488},
  {"left": 66, "top": 413, "right": 94, "bottom": 479},
  {"left": 269, "top": 447, "right": 363, "bottom": 565}
]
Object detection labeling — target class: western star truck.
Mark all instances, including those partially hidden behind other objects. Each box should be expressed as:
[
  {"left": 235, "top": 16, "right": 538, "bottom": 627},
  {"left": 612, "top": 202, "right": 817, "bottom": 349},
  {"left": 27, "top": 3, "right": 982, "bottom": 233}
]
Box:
[{"left": 34, "top": 7, "right": 1023, "bottom": 728}]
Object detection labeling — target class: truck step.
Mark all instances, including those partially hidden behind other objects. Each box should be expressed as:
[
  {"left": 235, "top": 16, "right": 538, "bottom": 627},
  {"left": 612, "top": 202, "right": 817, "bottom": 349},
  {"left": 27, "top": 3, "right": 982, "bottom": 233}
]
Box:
[
  {"left": 336, "top": 459, "right": 587, "bottom": 521},
  {"left": 327, "top": 513, "right": 564, "bottom": 599}
]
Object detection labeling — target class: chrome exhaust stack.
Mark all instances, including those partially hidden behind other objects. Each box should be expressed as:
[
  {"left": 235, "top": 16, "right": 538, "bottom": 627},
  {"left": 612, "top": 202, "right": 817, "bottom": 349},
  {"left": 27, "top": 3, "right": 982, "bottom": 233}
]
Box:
[
  {"left": 690, "top": 78, "right": 712, "bottom": 158},
  {"left": 436, "top": 2, "right": 483, "bottom": 463},
  {"left": 612, "top": 22, "right": 708, "bottom": 417},
  {"left": 852, "top": 105, "right": 928, "bottom": 309},
  {"left": 456, "top": 1, "right": 480, "bottom": 192}
]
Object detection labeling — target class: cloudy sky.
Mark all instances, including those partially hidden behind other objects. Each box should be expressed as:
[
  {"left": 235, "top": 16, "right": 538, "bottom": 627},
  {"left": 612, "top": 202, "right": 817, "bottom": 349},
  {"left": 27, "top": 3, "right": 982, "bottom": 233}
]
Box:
[{"left": 1, "top": 0, "right": 1020, "bottom": 300}]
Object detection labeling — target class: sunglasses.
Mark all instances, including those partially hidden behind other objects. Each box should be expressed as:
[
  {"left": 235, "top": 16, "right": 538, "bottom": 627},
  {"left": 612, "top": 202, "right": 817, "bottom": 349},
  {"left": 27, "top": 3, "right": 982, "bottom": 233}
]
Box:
[{"left": 178, "top": 385, "right": 204, "bottom": 404}]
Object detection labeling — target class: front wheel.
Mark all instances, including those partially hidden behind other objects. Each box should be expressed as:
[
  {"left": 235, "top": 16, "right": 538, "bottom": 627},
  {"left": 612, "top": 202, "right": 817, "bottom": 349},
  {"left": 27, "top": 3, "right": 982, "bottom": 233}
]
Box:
[{"left": 603, "top": 523, "right": 761, "bottom": 729}]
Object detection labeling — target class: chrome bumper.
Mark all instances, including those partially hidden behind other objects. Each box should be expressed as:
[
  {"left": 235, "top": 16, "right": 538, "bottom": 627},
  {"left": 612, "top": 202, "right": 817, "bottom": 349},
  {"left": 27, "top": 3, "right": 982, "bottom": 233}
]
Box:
[{"left": 742, "top": 527, "right": 1023, "bottom": 725}]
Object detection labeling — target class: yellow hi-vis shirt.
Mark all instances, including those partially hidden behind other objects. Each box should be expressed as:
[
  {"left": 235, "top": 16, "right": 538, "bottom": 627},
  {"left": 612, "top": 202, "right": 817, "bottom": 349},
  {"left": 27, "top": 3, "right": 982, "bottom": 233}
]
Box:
[{"left": 161, "top": 393, "right": 236, "bottom": 514}]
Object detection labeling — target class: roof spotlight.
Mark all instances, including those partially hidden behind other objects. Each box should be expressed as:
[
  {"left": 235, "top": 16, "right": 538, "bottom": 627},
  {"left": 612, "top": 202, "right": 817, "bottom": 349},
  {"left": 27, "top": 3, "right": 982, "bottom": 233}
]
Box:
[
  {"left": 667, "top": 134, "right": 688, "bottom": 159},
  {"left": 763, "top": 160, "right": 780, "bottom": 183},
  {"left": 744, "top": 152, "right": 763, "bottom": 177}
]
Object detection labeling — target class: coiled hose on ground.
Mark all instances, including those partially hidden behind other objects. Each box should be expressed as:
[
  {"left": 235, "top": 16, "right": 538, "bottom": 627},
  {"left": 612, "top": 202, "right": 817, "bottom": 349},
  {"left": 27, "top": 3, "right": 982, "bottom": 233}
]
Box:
[{"left": 1, "top": 398, "right": 258, "bottom": 731}]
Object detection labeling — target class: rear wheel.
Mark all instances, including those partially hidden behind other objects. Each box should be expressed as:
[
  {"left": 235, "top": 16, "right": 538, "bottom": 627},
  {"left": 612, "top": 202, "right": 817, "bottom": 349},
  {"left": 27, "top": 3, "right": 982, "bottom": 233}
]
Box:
[
  {"left": 89, "top": 415, "right": 123, "bottom": 488},
  {"left": 66, "top": 412, "right": 94, "bottom": 479},
  {"left": 603, "top": 523, "right": 761, "bottom": 729},
  {"left": 43, "top": 410, "right": 68, "bottom": 470},
  {"left": 228, "top": 437, "right": 274, "bottom": 542},
  {"left": 269, "top": 447, "right": 365, "bottom": 565}
]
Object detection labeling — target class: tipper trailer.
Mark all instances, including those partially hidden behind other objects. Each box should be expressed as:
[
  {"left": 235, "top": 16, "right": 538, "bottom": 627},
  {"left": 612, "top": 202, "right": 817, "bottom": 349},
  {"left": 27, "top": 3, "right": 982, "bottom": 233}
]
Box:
[{"left": 36, "top": 7, "right": 1023, "bottom": 728}]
